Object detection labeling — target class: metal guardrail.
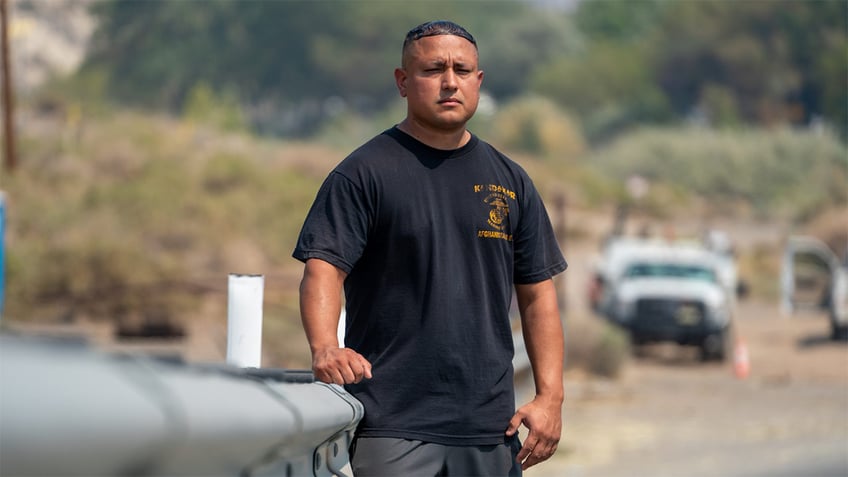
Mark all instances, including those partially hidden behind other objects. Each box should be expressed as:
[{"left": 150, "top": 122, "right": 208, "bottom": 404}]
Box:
[{"left": 0, "top": 335, "right": 363, "bottom": 477}]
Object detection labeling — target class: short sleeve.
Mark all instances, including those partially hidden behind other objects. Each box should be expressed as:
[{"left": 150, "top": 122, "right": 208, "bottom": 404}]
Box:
[
  {"left": 512, "top": 181, "right": 567, "bottom": 284},
  {"left": 292, "top": 171, "right": 372, "bottom": 273}
]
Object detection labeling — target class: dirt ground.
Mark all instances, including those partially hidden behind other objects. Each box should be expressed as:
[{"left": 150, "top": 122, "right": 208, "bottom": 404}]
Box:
[
  {"left": 526, "top": 216, "right": 848, "bottom": 477},
  {"left": 523, "top": 300, "right": 848, "bottom": 477}
]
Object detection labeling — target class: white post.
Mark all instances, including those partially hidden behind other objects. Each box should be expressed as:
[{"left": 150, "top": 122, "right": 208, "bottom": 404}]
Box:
[{"left": 226, "top": 274, "right": 264, "bottom": 368}]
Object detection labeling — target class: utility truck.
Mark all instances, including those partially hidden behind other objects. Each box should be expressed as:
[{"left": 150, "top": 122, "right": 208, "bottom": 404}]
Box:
[{"left": 589, "top": 234, "right": 737, "bottom": 361}]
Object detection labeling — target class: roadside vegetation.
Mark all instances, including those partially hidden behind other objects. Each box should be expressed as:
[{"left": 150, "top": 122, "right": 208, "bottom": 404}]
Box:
[{"left": 4, "top": 95, "right": 844, "bottom": 373}]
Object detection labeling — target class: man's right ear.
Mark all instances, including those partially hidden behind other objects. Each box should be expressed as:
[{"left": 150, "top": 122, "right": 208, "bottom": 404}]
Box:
[{"left": 394, "top": 68, "right": 407, "bottom": 98}]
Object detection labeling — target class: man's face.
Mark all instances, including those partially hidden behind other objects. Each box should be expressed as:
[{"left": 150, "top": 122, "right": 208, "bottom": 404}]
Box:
[{"left": 395, "top": 34, "right": 484, "bottom": 133}]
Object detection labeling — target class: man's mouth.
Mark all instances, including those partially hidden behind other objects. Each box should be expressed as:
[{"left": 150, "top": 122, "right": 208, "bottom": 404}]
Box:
[{"left": 439, "top": 98, "right": 461, "bottom": 105}]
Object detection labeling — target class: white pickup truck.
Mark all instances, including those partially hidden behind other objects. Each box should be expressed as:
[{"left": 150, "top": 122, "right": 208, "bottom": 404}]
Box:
[{"left": 590, "top": 237, "right": 736, "bottom": 361}]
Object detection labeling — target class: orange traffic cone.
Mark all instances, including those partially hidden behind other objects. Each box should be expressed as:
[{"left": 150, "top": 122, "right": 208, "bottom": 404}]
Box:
[{"left": 733, "top": 338, "right": 750, "bottom": 379}]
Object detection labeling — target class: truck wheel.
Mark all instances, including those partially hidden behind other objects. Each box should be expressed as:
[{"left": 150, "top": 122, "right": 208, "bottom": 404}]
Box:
[
  {"left": 630, "top": 336, "right": 647, "bottom": 358},
  {"left": 831, "top": 321, "right": 848, "bottom": 341},
  {"left": 700, "top": 331, "right": 728, "bottom": 362}
]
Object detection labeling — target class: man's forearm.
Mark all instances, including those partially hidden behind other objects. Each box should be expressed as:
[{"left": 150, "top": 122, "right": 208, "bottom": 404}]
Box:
[
  {"left": 511, "top": 279, "right": 564, "bottom": 470},
  {"left": 300, "top": 258, "right": 346, "bottom": 352},
  {"left": 299, "top": 258, "right": 371, "bottom": 384},
  {"left": 516, "top": 280, "right": 564, "bottom": 402}
]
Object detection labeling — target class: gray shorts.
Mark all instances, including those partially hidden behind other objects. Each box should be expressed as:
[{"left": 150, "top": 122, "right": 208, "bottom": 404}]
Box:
[{"left": 349, "top": 436, "right": 522, "bottom": 477}]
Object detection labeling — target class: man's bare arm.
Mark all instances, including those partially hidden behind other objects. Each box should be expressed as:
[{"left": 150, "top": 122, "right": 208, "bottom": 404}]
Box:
[
  {"left": 300, "top": 258, "right": 372, "bottom": 384},
  {"left": 506, "top": 278, "right": 564, "bottom": 470}
]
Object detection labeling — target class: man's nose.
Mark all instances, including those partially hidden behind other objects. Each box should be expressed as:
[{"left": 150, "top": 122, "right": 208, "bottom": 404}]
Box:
[{"left": 442, "top": 69, "right": 458, "bottom": 89}]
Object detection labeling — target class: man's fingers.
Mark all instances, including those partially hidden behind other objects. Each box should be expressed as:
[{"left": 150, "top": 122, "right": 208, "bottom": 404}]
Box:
[
  {"left": 345, "top": 359, "right": 371, "bottom": 384},
  {"left": 516, "top": 436, "right": 537, "bottom": 465},
  {"left": 312, "top": 348, "right": 373, "bottom": 384},
  {"left": 360, "top": 358, "right": 373, "bottom": 379},
  {"left": 348, "top": 354, "right": 372, "bottom": 383},
  {"left": 323, "top": 368, "right": 345, "bottom": 385},
  {"left": 340, "top": 365, "right": 356, "bottom": 384},
  {"left": 519, "top": 446, "right": 544, "bottom": 470},
  {"left": 521, "top": 453, "right": 543, "bottom": 471},
  {"left": 519, "top": 436, "right": 558, "bottom": 470},
  {"left": 505, "top": 412, "right": 522, "bottom": 437}
]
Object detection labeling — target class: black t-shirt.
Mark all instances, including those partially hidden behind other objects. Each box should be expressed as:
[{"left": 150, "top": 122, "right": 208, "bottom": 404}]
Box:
[{"left": 293, "top": 127, "right": 567, "bottom": 445}]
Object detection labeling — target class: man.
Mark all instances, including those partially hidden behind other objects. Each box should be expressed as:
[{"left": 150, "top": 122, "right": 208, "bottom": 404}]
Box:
[{"left": 293, "top": 20, "right": 566, "bottom": 476}]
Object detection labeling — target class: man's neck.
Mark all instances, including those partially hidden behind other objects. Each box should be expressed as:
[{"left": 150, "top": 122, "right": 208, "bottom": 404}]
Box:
[{"left": 397, "top": 119, "right": 470, "bottom": 150}]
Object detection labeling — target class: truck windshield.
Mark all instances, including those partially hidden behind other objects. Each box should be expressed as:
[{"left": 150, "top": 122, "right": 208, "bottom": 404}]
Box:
[{"left": 624, "top": 263, "right": 717, "bottom": 283}]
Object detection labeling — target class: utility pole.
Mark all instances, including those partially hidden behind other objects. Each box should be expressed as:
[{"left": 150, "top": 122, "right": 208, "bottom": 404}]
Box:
[
  {"left": 552, "top": 189, "right": 568, "bottom": 313},
  {"left": 0, "top": 0, "right": 16, "bottom": 173}
]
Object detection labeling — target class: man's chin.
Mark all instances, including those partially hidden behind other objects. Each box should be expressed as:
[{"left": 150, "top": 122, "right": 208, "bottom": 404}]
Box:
[{"left": 432, "top": 112, "right": 474, "bottom": 130}]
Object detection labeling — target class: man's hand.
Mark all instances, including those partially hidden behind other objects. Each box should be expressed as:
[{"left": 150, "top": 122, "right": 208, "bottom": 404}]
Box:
[
  {"left": 312, "top": 347, "right": 373, "bottom": 385},
  {"left": 505, "top": 395, "right": 562, "bottom": 470}
]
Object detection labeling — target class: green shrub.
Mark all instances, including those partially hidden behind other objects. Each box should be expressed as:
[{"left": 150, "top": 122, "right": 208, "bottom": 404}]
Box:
[
  {"left": 566, "top": 316, "right": 630, "bottom": 379},
  {"left": 586, "top": 127, "right": 847, "bottom": 220},
  {"left": 491, "top": 95, "right": 586, "bottom": 159},
  {"left": 587, "top": 324, "right": 630, "bottom": 379},
  {"left": 183, "top": 82, "right": 247, "bottom": 132}
]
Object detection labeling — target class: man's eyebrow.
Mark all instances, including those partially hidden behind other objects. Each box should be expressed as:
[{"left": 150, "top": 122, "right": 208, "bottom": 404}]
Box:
[{"left": 424, "top": 59, "right": 474, "bottom": 68}]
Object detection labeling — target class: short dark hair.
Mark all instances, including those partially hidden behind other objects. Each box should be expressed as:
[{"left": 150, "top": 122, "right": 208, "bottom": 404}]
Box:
[{"left": 402, "top": 20, "right": 477, "bottom": 53}]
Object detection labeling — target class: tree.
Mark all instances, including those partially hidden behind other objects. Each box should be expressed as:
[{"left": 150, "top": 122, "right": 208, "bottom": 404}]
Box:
[{"left": 654, "top": 1, "right": 846, "bottom": 131}]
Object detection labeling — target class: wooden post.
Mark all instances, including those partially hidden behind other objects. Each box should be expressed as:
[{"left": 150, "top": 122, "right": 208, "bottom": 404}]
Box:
[
  {"left": 0, "top": 0, "right": 16, "bottom": 173},
  {"left": 552, "top": 190, "right": 567, "bottom": 313}
]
